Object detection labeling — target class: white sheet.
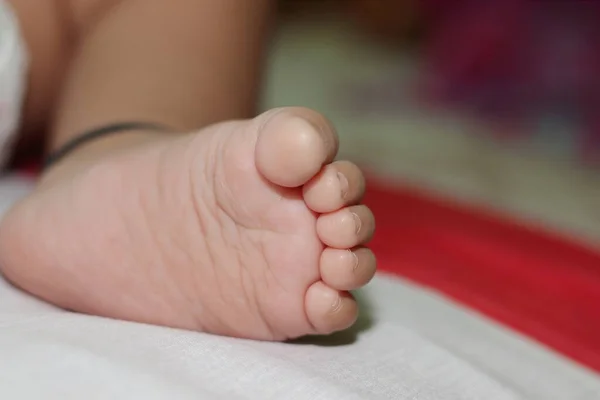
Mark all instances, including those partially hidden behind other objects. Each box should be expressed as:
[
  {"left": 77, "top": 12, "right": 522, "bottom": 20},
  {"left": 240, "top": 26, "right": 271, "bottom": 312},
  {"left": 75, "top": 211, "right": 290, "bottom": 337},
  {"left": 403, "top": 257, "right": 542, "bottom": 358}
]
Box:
[
  {"left": 0, "top": 175, "right": 598, "bottom": 399},
  {"left": 0, "top": 1, "right": 28, "bottom": 168}
]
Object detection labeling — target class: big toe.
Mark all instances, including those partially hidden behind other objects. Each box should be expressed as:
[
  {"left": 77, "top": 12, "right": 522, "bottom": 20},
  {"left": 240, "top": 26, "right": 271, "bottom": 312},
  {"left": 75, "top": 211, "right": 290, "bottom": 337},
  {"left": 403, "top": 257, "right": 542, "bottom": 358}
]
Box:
[{"left": 255, "top": 107, "right": 339, "bottom": 188}]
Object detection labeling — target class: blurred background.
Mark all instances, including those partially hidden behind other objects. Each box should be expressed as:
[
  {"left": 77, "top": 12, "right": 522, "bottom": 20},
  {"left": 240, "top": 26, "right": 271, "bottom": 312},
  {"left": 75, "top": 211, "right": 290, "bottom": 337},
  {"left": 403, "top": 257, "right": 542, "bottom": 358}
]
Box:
[{"left": 266, "top": 0, "right": 600, "bottom": 244}]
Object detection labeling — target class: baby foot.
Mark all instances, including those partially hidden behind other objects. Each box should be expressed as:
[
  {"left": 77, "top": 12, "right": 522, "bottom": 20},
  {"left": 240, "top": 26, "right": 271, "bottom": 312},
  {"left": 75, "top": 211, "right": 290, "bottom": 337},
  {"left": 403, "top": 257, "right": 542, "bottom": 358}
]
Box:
[{"left": 0, "top": 108, "right": 376, "bottom": 340}]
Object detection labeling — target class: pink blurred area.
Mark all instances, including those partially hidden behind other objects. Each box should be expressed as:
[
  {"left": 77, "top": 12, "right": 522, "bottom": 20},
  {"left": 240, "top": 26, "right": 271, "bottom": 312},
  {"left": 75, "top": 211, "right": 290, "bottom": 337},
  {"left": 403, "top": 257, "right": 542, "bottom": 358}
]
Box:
[
  {"left": 320, "top": 0, "right": 600, "bottom": 163},
  {"left": 420, "top": 1, "right": 600, "bottom": 157}
]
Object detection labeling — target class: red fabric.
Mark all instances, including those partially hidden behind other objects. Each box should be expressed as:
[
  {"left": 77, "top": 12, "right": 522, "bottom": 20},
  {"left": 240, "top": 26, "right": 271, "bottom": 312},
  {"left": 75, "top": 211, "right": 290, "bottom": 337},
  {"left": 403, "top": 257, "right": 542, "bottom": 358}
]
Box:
[
  {"left": 12, "top": 156, "right": 41, "bottom": 176},
  {"left": 364, "top": 179, "right": 600, "bottom": 373}
]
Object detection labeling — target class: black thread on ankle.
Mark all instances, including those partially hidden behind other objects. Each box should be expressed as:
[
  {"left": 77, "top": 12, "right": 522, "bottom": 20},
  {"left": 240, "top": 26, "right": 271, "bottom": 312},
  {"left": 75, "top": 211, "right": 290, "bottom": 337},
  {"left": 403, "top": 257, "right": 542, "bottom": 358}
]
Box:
[{"left": 43, "top": 122, "right": 171, "bottom": 170}]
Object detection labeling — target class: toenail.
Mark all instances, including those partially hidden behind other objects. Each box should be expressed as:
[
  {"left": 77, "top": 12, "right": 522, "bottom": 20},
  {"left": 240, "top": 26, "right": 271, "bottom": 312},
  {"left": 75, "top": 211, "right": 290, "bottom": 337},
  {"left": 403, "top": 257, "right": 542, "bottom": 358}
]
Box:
[
  {"left": 349, "top": 250, "right": 359, "bottom": 272},
  {"left": 337, "top": 172, "right": 349, "bottom": 200},
  {"left": 331, "top": 294, "right": 343, "bottom": 313},
  {"left": 351, "top": 212, "right": 362, "bottom": 235}
]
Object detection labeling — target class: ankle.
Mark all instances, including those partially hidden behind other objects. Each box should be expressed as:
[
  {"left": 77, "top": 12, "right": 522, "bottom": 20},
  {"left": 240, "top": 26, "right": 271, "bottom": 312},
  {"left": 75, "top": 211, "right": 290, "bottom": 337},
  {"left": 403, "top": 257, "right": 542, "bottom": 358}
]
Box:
[{"left": 40, "top": 129, "right": 178, "bottom": 186}]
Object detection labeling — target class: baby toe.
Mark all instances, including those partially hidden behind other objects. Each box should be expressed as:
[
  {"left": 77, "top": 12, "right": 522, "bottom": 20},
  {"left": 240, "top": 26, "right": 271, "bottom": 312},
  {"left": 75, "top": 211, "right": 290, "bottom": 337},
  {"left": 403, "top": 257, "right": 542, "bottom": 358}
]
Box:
[
  {"left": 320, "top": 247, "right": 376, "bottom": 291},
  {"left": 304, "top": 281, "right": 358, "bottom": 335},
  {"left": 303, "top": 161, "right": 366, "bottom": 213},
  {"left": 316, "top": 205, "right": 375, "bottom": 249}
]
